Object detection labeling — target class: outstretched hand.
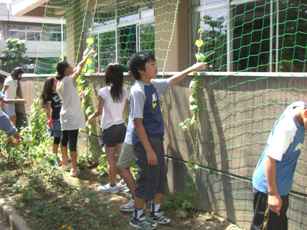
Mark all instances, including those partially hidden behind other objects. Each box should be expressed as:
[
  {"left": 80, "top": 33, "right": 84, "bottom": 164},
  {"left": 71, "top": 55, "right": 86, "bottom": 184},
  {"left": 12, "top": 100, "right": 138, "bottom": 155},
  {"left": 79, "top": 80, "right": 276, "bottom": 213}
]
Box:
[
  {"left": 83, "top": 48, "right": 96, "bottom": 58},
  {"left": 190, "top": 62, "right": 208, "bottom": 72}
]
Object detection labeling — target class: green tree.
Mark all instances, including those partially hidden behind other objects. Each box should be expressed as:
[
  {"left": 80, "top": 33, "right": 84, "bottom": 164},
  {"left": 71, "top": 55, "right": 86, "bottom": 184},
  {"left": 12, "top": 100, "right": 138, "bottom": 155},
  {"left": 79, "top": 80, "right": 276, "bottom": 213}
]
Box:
[{"left": 1, "top": 38, "right": 28, "bottom": 72}]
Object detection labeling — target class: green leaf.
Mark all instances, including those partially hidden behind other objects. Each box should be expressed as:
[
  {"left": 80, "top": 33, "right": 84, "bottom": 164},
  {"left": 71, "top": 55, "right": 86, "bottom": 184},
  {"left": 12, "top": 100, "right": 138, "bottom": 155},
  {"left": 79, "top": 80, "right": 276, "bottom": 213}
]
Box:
[{"left": 195, "top": 53, "right": 207, "bottom": 62}]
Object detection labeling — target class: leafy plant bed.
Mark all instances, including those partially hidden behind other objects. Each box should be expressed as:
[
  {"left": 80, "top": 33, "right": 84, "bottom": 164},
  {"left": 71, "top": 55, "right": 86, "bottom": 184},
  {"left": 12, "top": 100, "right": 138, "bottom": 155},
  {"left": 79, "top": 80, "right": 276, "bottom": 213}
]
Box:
[{"left": 0, "top": 161, "right": 242, "bottom": 230}]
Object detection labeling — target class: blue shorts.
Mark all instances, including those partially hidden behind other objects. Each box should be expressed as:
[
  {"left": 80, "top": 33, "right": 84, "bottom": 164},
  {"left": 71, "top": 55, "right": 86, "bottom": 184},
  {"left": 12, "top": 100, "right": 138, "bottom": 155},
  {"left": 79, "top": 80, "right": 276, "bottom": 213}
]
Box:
[
  {"left": 0, "top": 114, "right": 17, "bottom": 136},
  {"left": 3, "top": 104, "right": 16, "bottom": 117},
  {"left": 48, "top": 119, "right": 62, "bottom": 138}
]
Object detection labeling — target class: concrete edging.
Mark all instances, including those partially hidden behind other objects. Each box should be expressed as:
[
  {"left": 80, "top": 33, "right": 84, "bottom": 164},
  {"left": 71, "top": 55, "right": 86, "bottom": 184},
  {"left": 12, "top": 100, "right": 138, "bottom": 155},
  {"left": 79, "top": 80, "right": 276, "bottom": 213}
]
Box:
[{"left": 0, "top": 198, "right": 31, "bottom": 230}]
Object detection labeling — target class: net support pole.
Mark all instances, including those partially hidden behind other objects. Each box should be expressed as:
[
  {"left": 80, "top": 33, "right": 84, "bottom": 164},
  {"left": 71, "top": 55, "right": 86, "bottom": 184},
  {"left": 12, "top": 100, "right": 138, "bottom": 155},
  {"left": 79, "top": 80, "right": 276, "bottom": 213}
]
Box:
[
  {"left": 115, "top": 7, "right": 119, "bottom": 63},
  {"left": 61, "top": 16, "right": 64, "bottom": 58},
  {"left": 275, "top": 0, "right": 279, "bottom": 72},
  {"left": 136, "top": 8, "right": 141, "bottom": 52},
  {"left": 269, "top": 0, "right": 273, "bottom": 72},
  {"left": 227, "top": 0, "right": 232, "bottom": 71},
  {"left": 98, "top": 33, "right": 101, "bottom": 71}
]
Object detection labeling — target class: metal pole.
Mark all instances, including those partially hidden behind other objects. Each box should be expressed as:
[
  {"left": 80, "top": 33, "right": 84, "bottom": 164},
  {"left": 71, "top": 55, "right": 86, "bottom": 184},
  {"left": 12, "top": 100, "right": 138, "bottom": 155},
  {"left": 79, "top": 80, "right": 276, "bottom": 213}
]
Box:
[
  {"left": 227, "top": 0, "right": 232, "bottom": 71},
  {"left": 275, "top": 0, "right": 279, "bottom": 72},
  {"left": 61, "top": 17, "right": 64, "bottom": 58},
  {"left": 269, "top": 0, "right": 273, "bottom": 72},
  {"left": 115, "top": 8, "right": 119, "bottom": 63},
  {"left": 97, "top": 33, "right": 101, "bottom": 71}
]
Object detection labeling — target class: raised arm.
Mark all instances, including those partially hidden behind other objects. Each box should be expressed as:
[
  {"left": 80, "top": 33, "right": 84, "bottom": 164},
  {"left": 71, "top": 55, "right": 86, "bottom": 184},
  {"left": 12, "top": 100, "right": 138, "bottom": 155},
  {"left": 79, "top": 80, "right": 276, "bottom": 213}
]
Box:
[
  {"left": 168, "top": 62, "right": 207, "bottom": 86},
  {"left": 71, "top": 49, "right": 96, "bottom": 80},
  {"left": 3, "top": 98, "right": 25, "bottom": 104}
]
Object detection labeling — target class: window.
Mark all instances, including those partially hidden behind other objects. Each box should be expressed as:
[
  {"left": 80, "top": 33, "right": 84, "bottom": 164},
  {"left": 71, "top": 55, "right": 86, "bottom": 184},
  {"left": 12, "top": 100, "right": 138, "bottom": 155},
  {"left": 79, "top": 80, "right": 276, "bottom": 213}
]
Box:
[
  {"left": 232, "top": 0, "right": 271, "bottom": 71},
  {"left": 93, "top": 7, "right": 155, "bottom": 68},
  {"left": 193, "top": 0, "right": 228, "bottom": 71},
  {"left": 8, "top": 31, "right": 26, "bottom": 40},
  {"left": 27, "top": 32, "right": 41, "bottom": 41},
  {"left": 192, "top": 0, "right": 307, "bottom": 72}
]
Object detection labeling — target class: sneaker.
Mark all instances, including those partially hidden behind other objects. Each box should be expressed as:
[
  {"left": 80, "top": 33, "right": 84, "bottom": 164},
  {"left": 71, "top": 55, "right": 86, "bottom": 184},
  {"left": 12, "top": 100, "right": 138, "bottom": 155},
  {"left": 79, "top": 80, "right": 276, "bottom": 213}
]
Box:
[
  {"left": 120, "top": 199, "right": 134, "bottom": 212},
  {"left": 150, "top": 211, "right": 171, "bottom": 225},
  {"left": 129, "top": 214, "right": 157, "bottom": 230},
  {"left": 98, "top": 183, "right": 120, "bottom": 193},
  {"left": 116, "top": 180, "right": 127, "bottom": 190}
]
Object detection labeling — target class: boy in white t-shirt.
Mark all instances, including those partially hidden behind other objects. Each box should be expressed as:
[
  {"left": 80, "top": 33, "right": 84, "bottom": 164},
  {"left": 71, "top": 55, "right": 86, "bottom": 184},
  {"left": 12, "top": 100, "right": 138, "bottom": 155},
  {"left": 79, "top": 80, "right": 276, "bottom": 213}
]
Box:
[
  {"left": 2, "top": 67, "right": 25, "bottom": 125},
  {"left": 89, "top": 64, "right": 128, "bottom": 193}
]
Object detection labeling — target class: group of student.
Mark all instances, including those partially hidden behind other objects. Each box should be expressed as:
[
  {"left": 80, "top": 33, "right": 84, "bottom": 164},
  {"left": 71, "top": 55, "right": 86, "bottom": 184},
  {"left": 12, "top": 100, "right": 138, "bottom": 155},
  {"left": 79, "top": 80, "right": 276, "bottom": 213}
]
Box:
[
  {"left": 1, "top": 49, "right": 306, "bottom": 230},
  {"left": 40, "top": 49, "right": 206, "bottom": 229}
]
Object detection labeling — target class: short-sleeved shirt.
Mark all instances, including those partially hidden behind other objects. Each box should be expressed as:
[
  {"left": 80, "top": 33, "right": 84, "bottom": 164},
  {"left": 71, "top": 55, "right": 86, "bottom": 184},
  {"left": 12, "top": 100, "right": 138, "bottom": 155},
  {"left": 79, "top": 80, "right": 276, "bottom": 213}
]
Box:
[
  {"left": 98, "top": 86, "right": 128, "bottom": 130},
  {"left": 130, "top": 79, "right": 170, "bottom": 144},
  {"left": 47, "top": 92, "right": 62, "bottom": 120},
  {"left": 56, "top": 76, "right": 85, "bottom": 130},
  {"left": 252, "top": 101, "right": 306, "bottom": 196},
  {"left": 124, "top": 115, "right": 133, "bottom": 145},
  {"left": 3, "top": 76, "right": 17, "bottom": 99},
  {"left": 0, "top": 92, "right": 5, "bottom": 116}
]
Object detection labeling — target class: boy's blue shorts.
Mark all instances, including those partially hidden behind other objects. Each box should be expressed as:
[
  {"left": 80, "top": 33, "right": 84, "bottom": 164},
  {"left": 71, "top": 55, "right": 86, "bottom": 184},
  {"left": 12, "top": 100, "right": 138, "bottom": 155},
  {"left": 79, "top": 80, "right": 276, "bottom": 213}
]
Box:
[
  {"left": 0, "top": 114, "right": 17, "bottom": 136},
  {"left": 134, "top": 136, "right": 166, "bottom": 201}
]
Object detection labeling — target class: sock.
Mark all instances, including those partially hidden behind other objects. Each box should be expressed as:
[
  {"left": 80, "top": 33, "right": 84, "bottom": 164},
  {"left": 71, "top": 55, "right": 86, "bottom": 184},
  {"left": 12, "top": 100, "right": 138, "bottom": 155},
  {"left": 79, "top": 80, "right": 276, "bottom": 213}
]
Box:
[
  {"left": 133, "top": 208, "right": 144, "bottom": 219},
  {"left": 151, "top": 203, "right": 161, "bottom": 214}
]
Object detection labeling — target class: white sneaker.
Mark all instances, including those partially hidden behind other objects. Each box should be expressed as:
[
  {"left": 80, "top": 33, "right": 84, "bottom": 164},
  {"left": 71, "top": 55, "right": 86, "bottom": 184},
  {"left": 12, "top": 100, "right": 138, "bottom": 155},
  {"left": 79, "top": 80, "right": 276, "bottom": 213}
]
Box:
[
  {"left": 116, "top": 180, "right": 128, "bottom": 191},
  {"left": 98, "top": 183, "right": 120, "bottom": 193},
  {"left": 120, "top": 199, "right": 135, "bottom": 212}
]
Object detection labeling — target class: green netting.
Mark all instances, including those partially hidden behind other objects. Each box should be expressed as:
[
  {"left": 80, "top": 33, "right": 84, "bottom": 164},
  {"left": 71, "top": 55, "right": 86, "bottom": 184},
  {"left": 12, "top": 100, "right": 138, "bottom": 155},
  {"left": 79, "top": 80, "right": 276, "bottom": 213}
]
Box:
[
  {"left": 192, "top": 0, "right": 307, "bottom": 72},
  {"left": 20, "top": 0, "right": 307, "bottom": 229}
]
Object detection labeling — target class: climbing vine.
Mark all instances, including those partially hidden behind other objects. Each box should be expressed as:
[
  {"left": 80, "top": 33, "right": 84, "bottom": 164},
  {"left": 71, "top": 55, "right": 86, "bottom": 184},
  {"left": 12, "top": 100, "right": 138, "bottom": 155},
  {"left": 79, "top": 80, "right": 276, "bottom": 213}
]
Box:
[
  {"left": 179, "top": 28, "right": 208, "bottom": 130},
  {"left": 75, "top": 36, "right": 102, "bottom": 166}
]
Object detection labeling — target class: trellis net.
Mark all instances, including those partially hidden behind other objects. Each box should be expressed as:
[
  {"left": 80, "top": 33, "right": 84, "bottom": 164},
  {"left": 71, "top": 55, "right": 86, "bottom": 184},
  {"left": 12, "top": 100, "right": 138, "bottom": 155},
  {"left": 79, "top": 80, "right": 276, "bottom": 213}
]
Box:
[{"left": 28, "top": 0, "right": 307, "bottom": 229}]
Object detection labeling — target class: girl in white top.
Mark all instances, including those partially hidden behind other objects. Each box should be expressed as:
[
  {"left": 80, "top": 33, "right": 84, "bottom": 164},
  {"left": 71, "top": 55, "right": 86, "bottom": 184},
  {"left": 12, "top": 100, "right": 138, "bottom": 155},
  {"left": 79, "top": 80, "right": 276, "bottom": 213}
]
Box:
[
  {"left": 89, "top": 64, "right": 128, "bottom": 193},
  {"left": 56, "top": 49, "right": 95, "bottom": 177},
  {"left": 2, "top": 67, "right": 25, "bottom": 125}
]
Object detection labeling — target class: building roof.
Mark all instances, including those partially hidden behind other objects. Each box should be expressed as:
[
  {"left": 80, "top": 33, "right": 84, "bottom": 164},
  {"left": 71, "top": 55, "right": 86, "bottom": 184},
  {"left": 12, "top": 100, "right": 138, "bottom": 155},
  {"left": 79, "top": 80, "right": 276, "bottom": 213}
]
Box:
[
  {"left": 12, "top": 0, "right": 48, "bottom": 16},
  {"left": 0, "top": 15, "right": 65, "bottom": 24}
]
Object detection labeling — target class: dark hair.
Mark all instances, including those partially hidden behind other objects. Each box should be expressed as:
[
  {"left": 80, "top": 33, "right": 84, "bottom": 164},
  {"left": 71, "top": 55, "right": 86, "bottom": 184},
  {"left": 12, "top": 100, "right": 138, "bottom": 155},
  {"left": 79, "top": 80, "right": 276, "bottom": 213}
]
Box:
[
  {"left": 41, "top": 77, "right": 56, "bottom": 106},
  {"left": 105, "top": 64, "right": 124, "bottom": 102},
  {"left": 128, "top": 52, "right": 156, "bottom": 80},
  {"left": 11, "top": 67, "right": 24, "bottom": 80},
  {"left": 56, "top": 61, "right": 70, "bottom": 80}
]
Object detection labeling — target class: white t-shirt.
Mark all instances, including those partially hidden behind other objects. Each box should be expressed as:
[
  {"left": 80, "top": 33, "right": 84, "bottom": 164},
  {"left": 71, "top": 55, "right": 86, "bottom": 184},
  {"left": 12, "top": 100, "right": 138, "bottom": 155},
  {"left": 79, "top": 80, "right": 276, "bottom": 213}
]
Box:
[
  {"left": 0, "top": 92, "right": 5, "bottom": 116},
  {"left": 124, "top": 115, "right": 133, "bottom": 144},
  {"left": 56, "top": 76, "right": 85, "bottom": 130},
  {"left": 98, "top": 86, "right": 128, "bottom": 130},
  {"left": 3, "top": 76, "right": 17, "bottom": 99}
]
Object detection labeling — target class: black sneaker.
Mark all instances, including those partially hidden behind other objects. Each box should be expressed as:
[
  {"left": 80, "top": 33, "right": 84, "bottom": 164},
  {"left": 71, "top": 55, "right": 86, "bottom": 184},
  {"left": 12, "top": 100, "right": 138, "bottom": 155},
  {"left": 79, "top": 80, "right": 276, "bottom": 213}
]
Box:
[
  {"left": 129, "top": 214, "right": 157, "bottom": 229},
  {"left": 150, "top": 211, "right": 171, "bottom": 225}
]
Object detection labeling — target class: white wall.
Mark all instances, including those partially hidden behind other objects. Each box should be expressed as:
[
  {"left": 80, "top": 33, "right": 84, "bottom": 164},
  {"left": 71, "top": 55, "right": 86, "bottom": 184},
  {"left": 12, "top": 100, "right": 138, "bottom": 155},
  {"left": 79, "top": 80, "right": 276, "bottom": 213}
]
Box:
[{"left": 0, "top": 40, "right": 66, "bottom": 58}]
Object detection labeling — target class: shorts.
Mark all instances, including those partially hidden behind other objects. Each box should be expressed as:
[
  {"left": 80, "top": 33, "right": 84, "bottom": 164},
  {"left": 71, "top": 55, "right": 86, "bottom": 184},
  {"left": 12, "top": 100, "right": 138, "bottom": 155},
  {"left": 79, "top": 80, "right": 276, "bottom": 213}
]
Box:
[
  {"left": 251, "top": 190, "right": 289, "bottom": 230},
  {"left": 61, "top": 129, "right": 78, "bottom": 152},
  {"left": 3, "top": 104, "right": 16, "bottom": 117},
  {"left": 0, "top": 114, "right": 17, "bottom": 136},
  {"left": 101, "top": 123, "right": 126, "bottom": 147},
  {"left": 117, "top": 143, "right": 136, "bottom": 169},
  {"left": 134, "top": 136, "right": 166, "bottom": 201},
  {"left": 48, "top": 119, "right": 62, "bottom": 138}
]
